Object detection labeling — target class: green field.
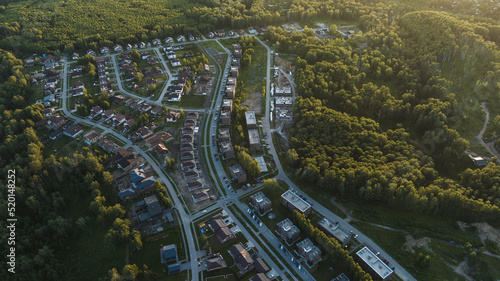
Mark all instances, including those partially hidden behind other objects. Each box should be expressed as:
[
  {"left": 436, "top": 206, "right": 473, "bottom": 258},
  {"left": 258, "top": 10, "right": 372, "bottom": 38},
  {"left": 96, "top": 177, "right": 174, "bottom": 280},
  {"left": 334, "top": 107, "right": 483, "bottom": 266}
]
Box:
[{"left": 164, "top": 95, "right": 206, "bottom": 108}]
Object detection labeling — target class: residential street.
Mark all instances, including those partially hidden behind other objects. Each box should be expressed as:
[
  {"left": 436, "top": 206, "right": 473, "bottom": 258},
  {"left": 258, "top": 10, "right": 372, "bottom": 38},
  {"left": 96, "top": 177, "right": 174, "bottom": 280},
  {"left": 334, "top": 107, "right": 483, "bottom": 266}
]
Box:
[{"left": 58, "top": 35, "right": 417, "bottom": 281}]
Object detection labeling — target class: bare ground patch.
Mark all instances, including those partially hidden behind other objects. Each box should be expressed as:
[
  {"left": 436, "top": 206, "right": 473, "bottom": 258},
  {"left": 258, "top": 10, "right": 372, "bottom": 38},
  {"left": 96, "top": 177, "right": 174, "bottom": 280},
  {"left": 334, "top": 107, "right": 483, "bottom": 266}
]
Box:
[
  {"left": 402, "top": 235, "right": 432, "bottom": 254},
  {"left": 240, "top": 90, "right": 262, "bottom": 115}
]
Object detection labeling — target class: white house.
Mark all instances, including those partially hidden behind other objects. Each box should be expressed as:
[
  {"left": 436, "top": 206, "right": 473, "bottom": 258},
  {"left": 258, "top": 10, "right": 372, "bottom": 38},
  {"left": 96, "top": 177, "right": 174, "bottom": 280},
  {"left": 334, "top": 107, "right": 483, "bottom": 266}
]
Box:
[
  {"left": 171, "top": 58, "right": 181, "bottom": 67},
  {"left": 114, "top": 44, "right": 123, "bottom": 52}
]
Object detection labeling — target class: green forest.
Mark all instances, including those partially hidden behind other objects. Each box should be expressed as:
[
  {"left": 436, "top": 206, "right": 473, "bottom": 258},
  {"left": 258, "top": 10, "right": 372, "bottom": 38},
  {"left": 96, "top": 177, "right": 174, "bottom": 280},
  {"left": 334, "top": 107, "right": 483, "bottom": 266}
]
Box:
[{"left": 263, "top": 6, "right": 500, "bottom": 223}]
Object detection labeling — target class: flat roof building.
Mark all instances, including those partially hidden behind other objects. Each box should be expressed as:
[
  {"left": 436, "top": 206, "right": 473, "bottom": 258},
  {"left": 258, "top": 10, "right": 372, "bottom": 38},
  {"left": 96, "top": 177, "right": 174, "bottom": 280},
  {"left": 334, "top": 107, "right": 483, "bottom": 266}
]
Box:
[
  {"left": 276, "top": 218, "right": 300, "bottom": 245},
  {"left": 318, "top": 218, "right": 350, "bottom": 245},
  {"left": 297, "top": 238, "right": 322, "bottom": 267},
  {"left": 281, "top": 190, "right": 312, "bottom": 216},
  {"left": 356, "top": 247, "right": 393, "bottom": 281},
  {"left": 245, "top": 111, "right": 257, "bottom": 129},
  {"left": 248, "top": 129, "right": 261, "bottom": 151},
  {"left": 250, "top": 192, "right": 272, "bottom": 215}
]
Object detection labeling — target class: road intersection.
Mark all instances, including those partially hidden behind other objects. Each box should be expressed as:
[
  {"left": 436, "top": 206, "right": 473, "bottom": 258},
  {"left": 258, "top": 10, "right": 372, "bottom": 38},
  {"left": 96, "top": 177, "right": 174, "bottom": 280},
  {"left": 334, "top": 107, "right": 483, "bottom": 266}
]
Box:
[{"left": 58, "top": 35, "right": 416, "bottom": 281}]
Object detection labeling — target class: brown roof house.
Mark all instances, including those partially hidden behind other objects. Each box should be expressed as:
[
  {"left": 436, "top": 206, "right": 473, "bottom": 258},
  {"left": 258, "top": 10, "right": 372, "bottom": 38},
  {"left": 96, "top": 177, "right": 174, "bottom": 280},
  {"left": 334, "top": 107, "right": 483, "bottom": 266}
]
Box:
[
  {"left": 192, "top": 190, "right": 209, "bottom": 203},
  {"left": 205, "top": 255, "right": 227, "bottom": 272},
  {"left": 210, "top": 218, "right": 235, "bottom": 244},
  {"left": 229, "top": 243, "right": 254, "bottom": 272}
]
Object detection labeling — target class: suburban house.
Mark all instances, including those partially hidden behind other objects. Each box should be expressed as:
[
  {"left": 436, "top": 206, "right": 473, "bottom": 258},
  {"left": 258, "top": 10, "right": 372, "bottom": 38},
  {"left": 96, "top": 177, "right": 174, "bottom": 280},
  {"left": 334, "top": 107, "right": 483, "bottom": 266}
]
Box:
[
  {"left": 150, "top": 106, "right": 163, "bottom": 116},
  {"left": 100, "top": 47, "right": 110, "bottom": 54},
  {"left": 297, "top": 238, "right": 322, "bottom": 267},
  {"left": 186, "top": 112, "right": 198, "bottom": 119},
  {"left": 137, "top": 194, "right": 163, "bottom": 221},
  {"left": 356, "top": 247, "right": 393, "bottom": 281},
  {"left": 168, "top": 263, "right": 181, "bottom": 275},
  {"left": 210, "top": 218, "right": 235, "bottom": 243},
  {"left": 192, "top": 190, "right": 209, "bottom": 203},
  {"left": 139, "top": 42, "right": 146, "bottom": 48},
  {"left": 90, "top": 105, "right": 103, "bottom": 119},
  {"left": 281, "top": 190, "right": 312, "bottom": 216},
  {"left": 72, "top": 53, "right": 79, "bottom": 60},
  {"left": 153, "top": 38, "right": 161, "bottom": 46},
  {"left": 185, "top": 119, "right": 196, "bottom": 127},
  {"left": 187, "top": 180, "right": 203, "bottom": 191},
  {"left": 130, "top": 168, "right": 155, "bottom": 190},
  {"left": 231, "top": 58, "right": 240, "bottom": 66},
  {"left": 182, "top": 126, "right": 194, "bottom": 135},
  {"left": 114, "top": 44, "right": 123, "bottom": 52},
  {"left": 206, "top": 255, "right": 227, "bottom": 272},
  {"left": 63, "top": 124, "right": 83, "bottom": 138},
  {"left": 180, "top": 142, "right": 194, "bottom": 151},
  {"left": 181, "top": 134, "right": 193, "bottom": 143},
  {"left": 154, "top": 144, "right": 169, "bottom": 157},
  {"left": 41, "top": 108, "right": 55, "bottom": 117},
  {"left": 115, "top": 150, "right": 137, "bottom": 172},
  {"left": 171, "top": 58, "right": 181, "bottom": 67},
  {"left": 135, "top": 126, "right": 153, "bottom": 139},
  {"left": 167, "top": 52, "right": 176, "bottom": 59},
  {"left": 102, "top": 109, "right": 115, "bottom": 120},
  {"left": 229, "top": 164, "right": 246, "bottom": 184},
  {"left": 123, "top": 119, "right": 136, "bottom": 132},
  {"left": 184, "top": 170, "right": 199, "bottom": 180},
  {"left": 176, "top": 35, "right": 186, "bottom": 42},
  {"left": 161, "top": 244, "right": 178, "bottom": 263},
  {"left": 254, "top": 258, "right": 270, "bottom": 273},
  {"left": 99, "top": 139, "right": 117, "bottom": 153},
  {"left": 181, "top": 161, "right": 196, "bottom": 171},
  {"left": 232, "top": 43, "right": 242, "bottom": 52},
  {"left": 166, "top": 112, "right": 180, "bottom": 122},
  {"left": 112, "top": 114, "right": 127, "bottom": 127},
  {"left": 181, "top": 151, "right": 195, "bottom": 161},
  {"left": 83, "top": 130, "right": 102, "bottom": 145},
  {"left": 165, "top": 37, "right": 174, "bottom": 44},
  {"left": 250, "top": 192, "right": 272, "bottom": 215},
  {"left": 277, "top": 218, "right": 301, "bottom": 245},
  {"left": 229, "top": 243, "right": 254, "bottom": 272}
]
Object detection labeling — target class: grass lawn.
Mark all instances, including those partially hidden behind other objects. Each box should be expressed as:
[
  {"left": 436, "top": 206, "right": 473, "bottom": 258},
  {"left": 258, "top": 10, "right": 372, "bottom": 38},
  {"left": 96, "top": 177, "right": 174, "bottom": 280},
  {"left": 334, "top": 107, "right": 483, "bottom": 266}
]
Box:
[
  {"left": 165, "top": 95, "right": 206, "bottom": 108},
  {"left": 200, "top": 40, "right": 225, "bottom": 54},
  {"left": 131, "top": 226, "right": 186, "bottom": 272},
  {"left": 347, "top": 202, "right": 482, "bottom": 247}
]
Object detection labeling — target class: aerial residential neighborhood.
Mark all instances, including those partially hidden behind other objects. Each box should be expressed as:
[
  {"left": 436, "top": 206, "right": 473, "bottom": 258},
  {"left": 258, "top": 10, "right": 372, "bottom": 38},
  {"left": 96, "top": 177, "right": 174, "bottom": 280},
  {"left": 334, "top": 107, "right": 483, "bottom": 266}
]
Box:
[{"left": 2, "top": 1, "right": 500, "bottom": 281}]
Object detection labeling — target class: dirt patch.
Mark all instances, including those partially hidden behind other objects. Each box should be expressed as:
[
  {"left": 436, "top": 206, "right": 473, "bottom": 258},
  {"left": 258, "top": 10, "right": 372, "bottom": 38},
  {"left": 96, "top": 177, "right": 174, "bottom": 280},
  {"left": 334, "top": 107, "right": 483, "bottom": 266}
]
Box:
[
  {"left": 240, "top": 90, "right": 262, "bottom": 115},
  {"left": 402, "top": 235, "right": 432, "bottom": 254},
  {"left": 274, "top": 55, "right": 295, "bottom": 75},
  {"left": 471, "top": 222, "right": 500, "bottom": 244},
  {"left": 452, "top": 258, "right": 475, "bottom": 281}
]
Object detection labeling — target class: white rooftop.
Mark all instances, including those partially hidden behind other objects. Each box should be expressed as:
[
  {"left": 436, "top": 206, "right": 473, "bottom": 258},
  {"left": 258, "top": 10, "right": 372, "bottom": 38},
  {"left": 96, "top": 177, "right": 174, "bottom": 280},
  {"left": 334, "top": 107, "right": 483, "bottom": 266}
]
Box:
[{"left": 356, "top": 247, "right": 393, "bottom": 279}]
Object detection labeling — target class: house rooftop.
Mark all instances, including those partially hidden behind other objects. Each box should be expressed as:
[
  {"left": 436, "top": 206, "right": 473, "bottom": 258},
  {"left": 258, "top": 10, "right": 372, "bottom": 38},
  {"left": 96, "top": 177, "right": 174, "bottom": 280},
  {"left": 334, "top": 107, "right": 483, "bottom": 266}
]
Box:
[
  {"left": 277, "top": 218, "right": 300, "bottom": 238},
  {"left": 356, "top": 247, "right": 393, "bottom": 279},
  {"left": 281, "top": 190, "right": 311, "bottom": 213},
  {"left": 245, "top": 111, "right": 257, "bottom": 126},
  {"left": 229, "top": 164, "right": 246, "bottom": 177},
  {"left": 248, "top": 129, "right": 260, "bottom": 145},
  {"left": 331, "top": 273, "right": 350, "bottom": 281},
  {"left": 297, "top": 238, "right": 321, "bottom": 261}
]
